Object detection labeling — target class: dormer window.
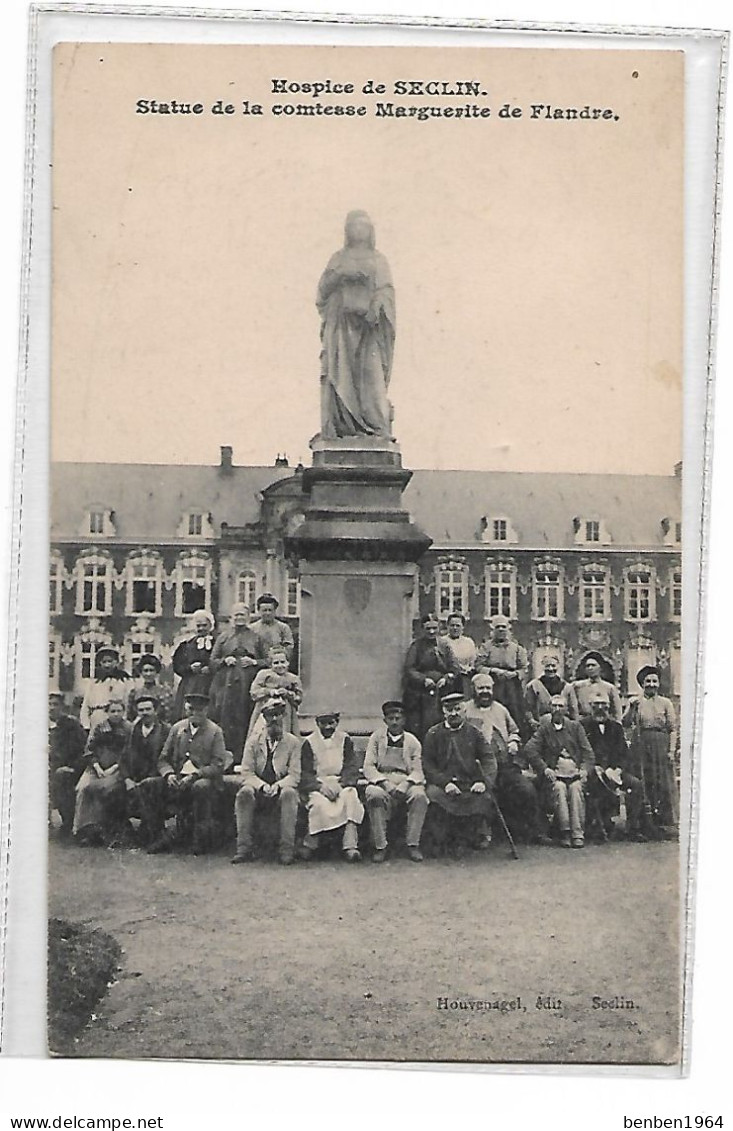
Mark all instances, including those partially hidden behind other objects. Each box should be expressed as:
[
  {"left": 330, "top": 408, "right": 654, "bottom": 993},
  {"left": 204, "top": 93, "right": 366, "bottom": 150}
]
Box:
[
  {"left": 574, "top": 517, "right": 611, "bottom": 546},
  {"left": 80, "top": 506, "right": 115, "bottom": 538},
  {"left": 177, "top": 510, "right": 215, "bottom": 539},
  {"left": 480, "top": 516, "right": 517, "bottom": 545}
]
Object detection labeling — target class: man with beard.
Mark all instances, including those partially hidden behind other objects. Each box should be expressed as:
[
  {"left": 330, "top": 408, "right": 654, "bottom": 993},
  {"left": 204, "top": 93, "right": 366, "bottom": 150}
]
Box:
[
  {"left": 476, "top": 615, "right": 529, "bottom": 740},
  {"left": 119, "top": 692, "right": 170, "bottom": 846},
  {"left": 525, "top": 656, "right": 579, "bottom": 732},
  {"left": 581, "top": 692, "right": 645, "bottom": 842},
  {"left": 525, "top": 695, "right": 595, "bottom": 849},
  {"left": 464, "top": 671, "right": 547, "bottom": 844},
  {"left": 232, "top": 698, "right": 302, "bottom": 866},
  {"left": 422, "top": 686, "right": 497, "bottom": 855}
]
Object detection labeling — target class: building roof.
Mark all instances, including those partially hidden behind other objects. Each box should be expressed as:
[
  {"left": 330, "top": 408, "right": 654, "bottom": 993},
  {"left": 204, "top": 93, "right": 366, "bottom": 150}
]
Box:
[{"left": 51, "top": 462, "right": 680, "bottom": 549}]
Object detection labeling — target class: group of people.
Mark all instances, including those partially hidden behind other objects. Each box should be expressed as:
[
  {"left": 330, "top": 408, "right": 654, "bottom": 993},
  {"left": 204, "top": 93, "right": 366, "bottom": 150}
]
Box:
[{"left": 48, "top": 606, "right": 679, "bottom": 865}]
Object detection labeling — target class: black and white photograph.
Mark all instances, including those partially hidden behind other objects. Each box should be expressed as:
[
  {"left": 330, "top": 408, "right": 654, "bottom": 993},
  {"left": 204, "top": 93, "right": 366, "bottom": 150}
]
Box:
[{"left": 1, "top": 8, "right": 728, "bottom": 1098}]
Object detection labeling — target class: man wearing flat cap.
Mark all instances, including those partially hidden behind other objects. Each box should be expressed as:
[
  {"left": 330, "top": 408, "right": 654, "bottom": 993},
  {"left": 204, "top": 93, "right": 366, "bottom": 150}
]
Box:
[
  {"left": 623, "top": 666, "right": 678, "bottom": 838},
  {"left": 581, "top": 693, "right": 645, "bottom": 841},
  {"left": 421, "top": 686, "right": 498, "bottom": 853},
  {"left": 476, "top": 615, "right": 529, "bottom": 739},
  {"left": 148, "top": 691, "right": 227, "bottom": 854},
  {"left": 79, "top": 645, "right": 131, "bottom": 732},
  {"left": 363, "top": 700, "right": 428, "bottom": 862},
  {"left": 251, "top": 593, "right": 295, "bottom": 663},
  {"left": 524, "top": 695, "right": 595, "bottom": 847},
  {"left": 232, "top": 698, "right": 302, "bottom": 865},
  {"left": 299, "top": 710, "right": 364, "bottom": 862},
  {"left": 573, "top": 652, "right": 622, "bottom": 723}
]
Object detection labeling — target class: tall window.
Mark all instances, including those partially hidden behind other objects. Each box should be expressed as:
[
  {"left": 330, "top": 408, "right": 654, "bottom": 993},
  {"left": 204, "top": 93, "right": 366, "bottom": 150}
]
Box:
[
  {"left": 436, "top": 562, "right": 467, "bottom": 617},
  {"left": 175, "top": 554, "right": 211, "bottom": 617},
  {"left": 286, "top": 569, "right": 301, "bottom": 618},
  {"left": 580, "top": 565, "right": 608, "bottom": 621},
  {"left": 625, "top": 565, "right": 655, "bottom": 622},
  {"left": 76, "top": 555, "right": 112, "bottom": 615},
  {"left": 493, "top": 519, "right": 507, "bottom": 542},
  {"left": 671, "top": 569, "right": 682, "bottom": 619},
  {"left": 89, "top": 510, "right": 105, "bottom": 535},
  {"left": 533, "top": 563, "right": 563, "bottom": 621},
  {"left": 236, "top": 569, "right": 258, "bottom": 610},
  {"left": 626, "top": 639, "right": 657, "bottom": 691},
  {"left": 485, "top": 562, "right": 516, "bottom": 620},
  {"left": 75, "top": 635, "right": 111, "bottom": 686},
  {"left": 585, "top": 520, "right": 600, "bottom": 543},
  {"left": 126, "top": 554, "right": 162, "bottom": 616},
  {"left": 188, "top": 512, "right": 204, "bottom": 537},
  {"left": 50, "top": 554, "right": 63, "bottom": 614}
]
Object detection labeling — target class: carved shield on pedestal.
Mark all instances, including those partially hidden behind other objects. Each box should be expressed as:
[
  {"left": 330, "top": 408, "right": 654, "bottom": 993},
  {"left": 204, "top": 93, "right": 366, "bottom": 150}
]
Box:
[{"left": 343, "top": 577, "right": 371, "bottom": 615}]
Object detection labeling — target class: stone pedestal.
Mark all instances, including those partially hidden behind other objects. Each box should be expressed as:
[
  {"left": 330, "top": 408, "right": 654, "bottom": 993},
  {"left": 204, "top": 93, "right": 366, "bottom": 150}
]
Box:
[{"left": 285, "top": 436, "right": 431, "bottom": 740}]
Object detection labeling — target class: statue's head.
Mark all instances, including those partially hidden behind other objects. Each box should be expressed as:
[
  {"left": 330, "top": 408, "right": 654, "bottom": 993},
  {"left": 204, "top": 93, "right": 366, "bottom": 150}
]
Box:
[{"left": 344, "top": 210, "right": 375, "bottom": 249}]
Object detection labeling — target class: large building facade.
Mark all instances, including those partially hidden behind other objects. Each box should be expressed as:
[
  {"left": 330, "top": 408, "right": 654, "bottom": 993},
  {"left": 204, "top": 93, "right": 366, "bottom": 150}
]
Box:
[{"left": 50, "top": 448, "right": 682, "bottom": 706}]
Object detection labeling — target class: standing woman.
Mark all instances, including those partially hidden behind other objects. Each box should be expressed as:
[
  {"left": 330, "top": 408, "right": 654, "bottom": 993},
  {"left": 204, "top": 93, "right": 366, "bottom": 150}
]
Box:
[
  {"left": 209, "top": 603, "right": 268, "bottom": 763},
  {"left": 624, "top": 665, "right": 678, "bottom": 839},
  {"left": 403, "top": 613, "right": 460, "bottom": 740},
  {"left": 172, "top": 610, "right": 216, "bottom": 722}
]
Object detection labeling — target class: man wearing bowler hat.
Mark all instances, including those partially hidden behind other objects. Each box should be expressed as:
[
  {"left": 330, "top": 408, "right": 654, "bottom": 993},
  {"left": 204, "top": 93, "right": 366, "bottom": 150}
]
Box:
[
  {"left": 149, "top": 691, "right": 227, "bottom": 854},
  {"left": 421, "top": 685, "right": 497, "bottom": 854},
  {"left": 232, "top": 697, "right": 302, "bottom": 865},
  {"left": 251, "top": 593, "right": 294, "bottom": 663},
  {"left": 363, "top": 700, "right": 428, "bottom": 863}
]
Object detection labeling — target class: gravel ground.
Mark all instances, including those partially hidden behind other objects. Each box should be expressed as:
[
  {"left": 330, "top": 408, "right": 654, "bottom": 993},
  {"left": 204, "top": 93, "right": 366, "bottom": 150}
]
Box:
[{"left": 48, "top": 836, "right": 680, "bottom": 1066}]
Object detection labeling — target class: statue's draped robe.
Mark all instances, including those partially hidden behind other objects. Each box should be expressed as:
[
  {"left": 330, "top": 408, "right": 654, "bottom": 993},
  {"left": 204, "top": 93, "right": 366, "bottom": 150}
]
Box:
[{"left": 317, "top": 248, "right": 395, "bottom": 438}]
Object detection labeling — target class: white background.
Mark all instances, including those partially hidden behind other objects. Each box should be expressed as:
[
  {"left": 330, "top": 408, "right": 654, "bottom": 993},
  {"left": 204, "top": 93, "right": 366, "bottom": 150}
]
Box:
[{"left": 0, "top": 1, "right": 729, "bottom": 1127}]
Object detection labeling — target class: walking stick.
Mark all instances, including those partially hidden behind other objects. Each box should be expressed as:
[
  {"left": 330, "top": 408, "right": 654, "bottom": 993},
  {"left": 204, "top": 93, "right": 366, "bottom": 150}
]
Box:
[
  {"left": 490, "top": 790, "right": 520, "bottom": 860},
  {"left": 475, "top": 758, "right": 519, "bottom": 859}
]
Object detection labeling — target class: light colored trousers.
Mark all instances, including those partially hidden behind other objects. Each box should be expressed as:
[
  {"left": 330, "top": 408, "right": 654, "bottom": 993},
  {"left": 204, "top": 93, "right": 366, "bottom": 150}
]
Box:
[
  {"left": 551, "top": 778, "right": 586, "bottom": 840},
  {"left": 365, "top": 783, "right": 429, "bottom": 849},
  {"left": 235, "top": 784, "right": 299, "bottom": 854}
]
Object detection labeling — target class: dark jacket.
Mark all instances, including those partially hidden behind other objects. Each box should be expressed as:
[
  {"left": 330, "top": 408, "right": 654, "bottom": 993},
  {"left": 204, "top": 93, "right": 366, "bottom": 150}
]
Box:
[
  {"left": 158, "top": 717, "right": 227, "bottom": 780},
  {"left": 49, "top": 714, "right": 87, "bottom": 773},
  {"left": 525, "top": 716, "right": 595, "bottom": 776},
  {"left": 580, "top": 717, "right": 630, "bottom": 771},
  {"left": 422, "top": 721, "right": 498, "bottom": 790},
  {"left": 119, "top": 718, "right": 170, "bottom": 782}
]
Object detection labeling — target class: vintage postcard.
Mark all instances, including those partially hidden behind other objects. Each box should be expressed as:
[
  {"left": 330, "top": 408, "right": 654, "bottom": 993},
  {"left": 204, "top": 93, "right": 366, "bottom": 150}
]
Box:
[{"left": 2, "top": 9, "right": 726, "bottom": 1072}]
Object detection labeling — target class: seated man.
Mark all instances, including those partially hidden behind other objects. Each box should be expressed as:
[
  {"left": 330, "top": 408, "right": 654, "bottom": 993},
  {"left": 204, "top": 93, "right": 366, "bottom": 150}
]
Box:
[
  {"left": 73, "top": 697, "right": 132, "bottom": 845},
  {"left": 582, "top": 692, "right": 645, "bottom": 841},
  {"left": 232, "top": 698, "right": 302, "bottom": 866},
  {"left": 363, "top": 700, "right": 428, "bottom": 863},
  {"left": 525, "top": 695, "right": 595, "bottom": 848},
  {"left": 464, "top": 673, "right": 546, "bottom": 845},
  {"left": 422, "top": 686, "right": 497, "bottom": 854},
  {"left": 119, "top": 692, "right": 169, "bottom": 846},
  {"left": 299, "top": 710, "right": 364, "bottom": 863},
  {"left": 148, "top": 691, "right": 227, "bottom": 855},
  {"left": 48, "top": 691, "right": 87, "bottom": 837}
]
